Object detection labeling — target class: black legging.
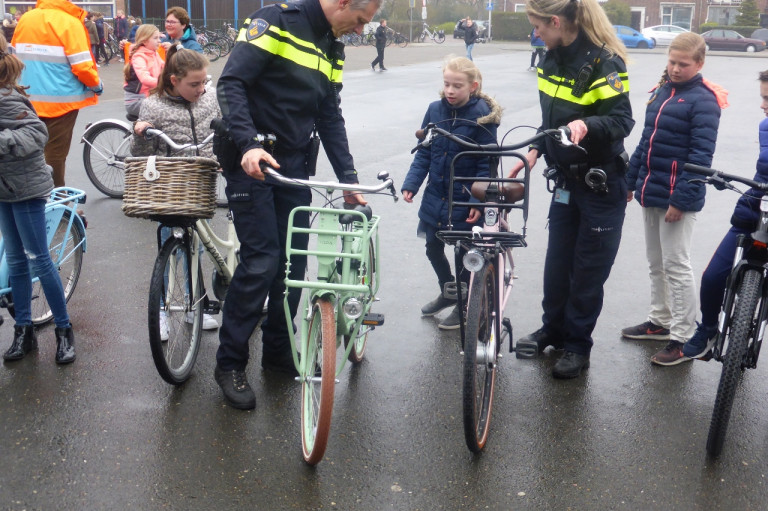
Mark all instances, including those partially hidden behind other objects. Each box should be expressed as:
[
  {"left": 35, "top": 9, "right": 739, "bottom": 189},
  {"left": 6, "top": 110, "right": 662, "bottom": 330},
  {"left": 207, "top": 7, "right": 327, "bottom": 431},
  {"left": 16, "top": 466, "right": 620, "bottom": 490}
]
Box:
[{"left": 371, "top": 46, "right": 385, "bottom": 70}]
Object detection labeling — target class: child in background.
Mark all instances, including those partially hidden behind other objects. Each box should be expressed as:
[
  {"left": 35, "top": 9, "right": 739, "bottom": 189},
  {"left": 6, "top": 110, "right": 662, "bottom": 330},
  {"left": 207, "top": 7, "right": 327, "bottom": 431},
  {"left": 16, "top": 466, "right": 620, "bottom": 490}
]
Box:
[
  {"left": 132, "top": 44, "right": 221, "bottom": 334},
  {"left": 621, "top": 32, "right": 728, "bottom": 366},
  {"left": 124, "top": 24, "right": 164, "bottom": 120},
  {"left": 0, "top": 34, "right": 76, "bottom": 364},
  {"left": 528, "top": 28, "right": 545, "bottom": 71},
  {"left": 401, "top": 56, "right": 501, "bottom": 330}
]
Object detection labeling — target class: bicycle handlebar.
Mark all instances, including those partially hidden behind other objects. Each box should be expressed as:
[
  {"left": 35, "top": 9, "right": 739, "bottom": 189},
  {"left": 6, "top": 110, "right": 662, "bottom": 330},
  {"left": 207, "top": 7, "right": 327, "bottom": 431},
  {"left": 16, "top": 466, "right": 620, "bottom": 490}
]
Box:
[
  {"left": 263, "top": 165, "right": 399, "bottom": 201},
  {"left": 683, "top": 163, "right": 768, "bottom": 192},
  {"left": 411, "top": 124, "right": 574, "bottom": 154},
  {"left": 144, "top": 128, "right": 214, "bottom": 152}
]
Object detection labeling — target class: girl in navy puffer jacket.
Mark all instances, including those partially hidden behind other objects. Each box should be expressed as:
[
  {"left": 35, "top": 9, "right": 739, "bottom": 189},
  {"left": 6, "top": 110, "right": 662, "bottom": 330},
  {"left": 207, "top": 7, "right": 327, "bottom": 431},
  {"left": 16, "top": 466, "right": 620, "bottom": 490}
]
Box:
[
  {"left": 623, "top": 32, "right": 728, "bottom": 366},
  {"left": 402, "top": 56, "right": 501, "bottom": 329},
  {"left": 682, "top": 74, "right": 768, "bottom": 360}
]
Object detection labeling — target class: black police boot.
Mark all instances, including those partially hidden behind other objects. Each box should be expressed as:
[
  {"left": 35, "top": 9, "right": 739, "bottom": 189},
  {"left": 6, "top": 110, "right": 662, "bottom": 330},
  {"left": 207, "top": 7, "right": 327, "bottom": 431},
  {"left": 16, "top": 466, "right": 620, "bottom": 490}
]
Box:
[
  {"left": 54, "top": 325, "right": 76, "bottom": 365},
  {"left": 552, "top": 351, "right": 590, "bottom": 379},
  {"left": 3, "top": 325, "right": 37, "bottom": 361},
  {"left": 214, "top": 365, "right": 256, "bottom": 410}
]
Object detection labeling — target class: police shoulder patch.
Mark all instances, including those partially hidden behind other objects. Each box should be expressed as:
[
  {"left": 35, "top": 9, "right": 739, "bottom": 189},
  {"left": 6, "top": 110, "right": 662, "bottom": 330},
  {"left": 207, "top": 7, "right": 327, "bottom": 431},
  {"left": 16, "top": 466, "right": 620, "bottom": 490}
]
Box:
[
  {"left": 246, "top": 18, "right": 270, "bottom": 41},
  {"left": 606, "top": 71, "right": 624, "bottom": 93}
]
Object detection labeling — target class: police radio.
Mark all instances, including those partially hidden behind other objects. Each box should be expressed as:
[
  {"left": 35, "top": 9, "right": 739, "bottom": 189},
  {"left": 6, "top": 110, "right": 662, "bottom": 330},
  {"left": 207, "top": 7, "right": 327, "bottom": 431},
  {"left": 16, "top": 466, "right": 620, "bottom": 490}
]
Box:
[{"left": 571, "top": 44, "right": 605, "bottom": 98}]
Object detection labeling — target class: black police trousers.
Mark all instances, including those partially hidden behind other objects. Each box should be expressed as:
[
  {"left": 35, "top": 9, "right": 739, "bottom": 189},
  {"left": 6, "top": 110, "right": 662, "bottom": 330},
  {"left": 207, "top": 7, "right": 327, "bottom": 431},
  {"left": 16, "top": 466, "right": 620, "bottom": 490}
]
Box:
[
  {"left": 541, "top": 167, "right": 627, "bottom": 355},
  {"left": 216, "top": 153, "right": 312, "bottom": 371}
]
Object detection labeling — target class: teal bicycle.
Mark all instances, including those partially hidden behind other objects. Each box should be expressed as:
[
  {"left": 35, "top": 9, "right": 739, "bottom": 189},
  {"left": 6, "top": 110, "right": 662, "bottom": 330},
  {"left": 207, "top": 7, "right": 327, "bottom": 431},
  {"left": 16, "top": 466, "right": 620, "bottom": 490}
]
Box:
[{"left": 266, "top": 167, "right": 397, "bottom": 465}]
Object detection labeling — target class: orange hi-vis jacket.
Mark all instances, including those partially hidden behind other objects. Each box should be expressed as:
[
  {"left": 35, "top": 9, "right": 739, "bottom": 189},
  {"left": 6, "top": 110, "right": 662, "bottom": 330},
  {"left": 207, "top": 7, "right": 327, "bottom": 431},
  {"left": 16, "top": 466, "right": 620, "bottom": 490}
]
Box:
[{"left": 11, "top": 0, "right": 100, "bottom": 118}]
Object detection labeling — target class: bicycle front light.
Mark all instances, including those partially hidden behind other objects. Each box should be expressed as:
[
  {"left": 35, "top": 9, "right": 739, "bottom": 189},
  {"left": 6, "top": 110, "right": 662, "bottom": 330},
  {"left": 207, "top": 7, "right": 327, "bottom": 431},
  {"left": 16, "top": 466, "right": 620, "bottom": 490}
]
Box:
[
  {"left": 463, "top": 249, "right": 484, "bottom": 273},
  {"left": 343, "top": 297, "right": 364, "bottom": 319}
]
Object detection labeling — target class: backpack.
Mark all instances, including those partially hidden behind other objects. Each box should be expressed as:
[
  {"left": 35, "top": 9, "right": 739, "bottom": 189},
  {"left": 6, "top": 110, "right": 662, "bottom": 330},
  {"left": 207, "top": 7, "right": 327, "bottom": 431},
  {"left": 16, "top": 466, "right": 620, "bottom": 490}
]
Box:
[{"left": 124, "top": 63, "right": 142, "bottom": 94}]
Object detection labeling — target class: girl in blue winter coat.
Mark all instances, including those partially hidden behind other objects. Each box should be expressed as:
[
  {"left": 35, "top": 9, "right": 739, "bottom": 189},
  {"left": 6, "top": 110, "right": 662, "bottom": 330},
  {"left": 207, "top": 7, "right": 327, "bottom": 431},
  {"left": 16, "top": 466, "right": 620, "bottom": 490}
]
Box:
[
  {"left": 622, "top": 32, "right": 729, "bottom": 366},
  {"left": 682, "top": 70, "right": 768, "bottom": 360},
  {"left": 0, "top": 35, "right": 76, "bottom": 364},
  {"left": 402, "top": 56, "right": 502, "bottom": 330}
]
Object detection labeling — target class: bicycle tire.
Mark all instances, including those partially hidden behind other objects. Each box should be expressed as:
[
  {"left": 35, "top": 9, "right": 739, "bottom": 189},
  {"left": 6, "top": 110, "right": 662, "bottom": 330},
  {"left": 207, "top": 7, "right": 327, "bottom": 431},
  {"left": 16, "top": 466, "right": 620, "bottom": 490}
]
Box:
[
  {"left": 436, "top": 32, "right": 446, "bottom": 44},
  {"left": 82, "top": 122, "right": 131, "bottom": 198},
  {"left": 418, "top": 33, "right": 426, "bottom": 43},
  {"left": 344, "top": 239, "right": 376, "bottom": 363},
  {"left": 397, "top": 35, "right": 408, "bottom": 48},
  {"left": 148, "top": 234, "right": 203, "bottom": 385},
  {"left": 706, "top": 268, "right": 761, "bottom": 457},
  {"left": 20, "top": 211, "right": 84, "bottom": 326},
  {"left": 462, "top": 261, "right": 497, "bottom": 453},
  {"left": 202, "top": 42, "right": 221, "bottom": 62},
  {"left": 301, "top": 297, "right": 336, "bottom": 465}
]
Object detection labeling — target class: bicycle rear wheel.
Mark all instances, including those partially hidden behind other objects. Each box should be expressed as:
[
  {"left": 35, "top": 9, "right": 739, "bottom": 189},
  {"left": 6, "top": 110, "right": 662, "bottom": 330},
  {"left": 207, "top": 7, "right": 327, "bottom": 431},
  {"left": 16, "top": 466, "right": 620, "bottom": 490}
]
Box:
[
  {"left": 706, "top": 268, "right": 761, "bottom": 457},
  {"left": 83, "top": 122, "right": 131, "bottom": 198},
  {"left": 301, "top": 297, "right": 336, "bottom": 465},
  {"left": 25, "top": 211, "right": 84, "bottom": 325},
  {"left": 436, "top": 32, "right": 446, "bottom": 43},
  {"left": 344, "top": 239, "right": 377, "bottom": 363},
  {"left": 148, "top": 234, "right": 202, "bottom": 385},
  {"left": 462, "top": 261, "right": 497, "bottom": 453},
  {"left": 397, "top": 35, "right": 408, "bottom": 48}
]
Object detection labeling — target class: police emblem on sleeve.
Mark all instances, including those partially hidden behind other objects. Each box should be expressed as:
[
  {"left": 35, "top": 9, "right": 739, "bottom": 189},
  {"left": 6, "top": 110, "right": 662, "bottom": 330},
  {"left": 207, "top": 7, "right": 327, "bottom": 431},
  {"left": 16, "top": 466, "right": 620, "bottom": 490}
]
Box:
[
  {"left": 246, "top": 18, "right": 270, "bottom": 40},
  {"left": 606, "top": 71, "right": 624, "bottom": 93}
]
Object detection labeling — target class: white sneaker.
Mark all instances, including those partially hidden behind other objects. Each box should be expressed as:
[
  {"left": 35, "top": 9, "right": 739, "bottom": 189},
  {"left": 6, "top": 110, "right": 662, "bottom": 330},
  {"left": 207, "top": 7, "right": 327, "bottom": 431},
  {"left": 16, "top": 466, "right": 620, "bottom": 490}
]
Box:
[
  {"left": 185, "top": 312, "right": 219, "bottom": 330},
  {"left": 159, "top": 311, "right": 170, "bottom": 342}
]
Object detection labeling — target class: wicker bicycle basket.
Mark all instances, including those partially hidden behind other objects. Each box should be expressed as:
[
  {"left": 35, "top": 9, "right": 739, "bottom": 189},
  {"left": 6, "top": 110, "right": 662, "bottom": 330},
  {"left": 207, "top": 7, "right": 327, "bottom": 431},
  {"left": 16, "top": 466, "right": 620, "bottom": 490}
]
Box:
[{"left": 122, "top": 156, "right": 219, "bottom": 219}]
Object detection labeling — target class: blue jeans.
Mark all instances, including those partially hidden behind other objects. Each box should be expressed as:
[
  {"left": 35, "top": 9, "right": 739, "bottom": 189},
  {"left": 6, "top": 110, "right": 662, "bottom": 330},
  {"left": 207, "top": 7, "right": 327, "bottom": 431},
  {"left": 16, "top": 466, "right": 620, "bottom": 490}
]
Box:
[
  {"left": 0, "top": 199, "right": 70, "bottom": 327},
  {"left": 466, "top": 43, "right": 474, "bottom": 61}
]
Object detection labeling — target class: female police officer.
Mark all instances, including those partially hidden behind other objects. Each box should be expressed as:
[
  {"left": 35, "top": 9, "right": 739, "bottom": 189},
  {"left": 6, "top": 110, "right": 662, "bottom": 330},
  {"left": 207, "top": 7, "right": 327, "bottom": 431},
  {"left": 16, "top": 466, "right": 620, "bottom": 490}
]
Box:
[{"left": 509, "top": 0, "right": 634, "bottom": 378}]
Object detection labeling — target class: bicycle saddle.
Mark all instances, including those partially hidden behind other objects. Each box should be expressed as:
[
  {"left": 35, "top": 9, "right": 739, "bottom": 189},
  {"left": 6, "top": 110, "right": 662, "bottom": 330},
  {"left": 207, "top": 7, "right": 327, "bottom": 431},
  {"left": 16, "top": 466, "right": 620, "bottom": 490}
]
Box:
[
  {"left": 339, "top": 204, "right": 372, "bottom": 225},
  {"left": 471, "top": 181, "right": 524, "bottom": 203}
]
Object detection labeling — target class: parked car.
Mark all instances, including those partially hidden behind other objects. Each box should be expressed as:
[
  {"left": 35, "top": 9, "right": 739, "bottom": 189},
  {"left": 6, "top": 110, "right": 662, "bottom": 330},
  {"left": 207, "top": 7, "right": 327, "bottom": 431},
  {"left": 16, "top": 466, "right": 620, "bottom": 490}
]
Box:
[
  {"left": 701, "top": 29, "right": 766, "bottom": 52},
  {"left": 750, "top": 28, "right": 768, "bottom": 43},
  {"left": 641, "top": 24, "right": 689, "bottom": 46},
  {"left": 614, "top": 25, "right": 655, "bottom": 49},
  {"left": 453, "top": 20, "right": 487, "bottom": 39}
]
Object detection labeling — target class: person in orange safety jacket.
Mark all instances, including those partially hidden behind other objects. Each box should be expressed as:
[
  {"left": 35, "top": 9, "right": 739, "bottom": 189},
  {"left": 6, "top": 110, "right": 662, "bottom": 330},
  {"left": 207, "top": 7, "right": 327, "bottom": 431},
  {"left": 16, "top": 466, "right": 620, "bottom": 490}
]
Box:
[{"left": 11, "top": 0, "right": 103, "bottom": 187}]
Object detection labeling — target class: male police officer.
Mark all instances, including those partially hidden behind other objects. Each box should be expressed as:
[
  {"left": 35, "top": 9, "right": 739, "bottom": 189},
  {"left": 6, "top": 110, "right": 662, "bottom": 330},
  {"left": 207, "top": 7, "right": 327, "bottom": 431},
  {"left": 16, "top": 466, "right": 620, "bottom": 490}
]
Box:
[{"left": 215, "top": 0, "right": 380, "bottom": 409}]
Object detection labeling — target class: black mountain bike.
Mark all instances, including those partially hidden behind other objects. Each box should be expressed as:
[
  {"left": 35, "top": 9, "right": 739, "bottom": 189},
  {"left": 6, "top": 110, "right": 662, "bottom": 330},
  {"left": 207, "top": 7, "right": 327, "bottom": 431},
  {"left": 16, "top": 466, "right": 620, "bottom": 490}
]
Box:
[{"left": 684, "top": 162, "right": 768, "bottom": 457}]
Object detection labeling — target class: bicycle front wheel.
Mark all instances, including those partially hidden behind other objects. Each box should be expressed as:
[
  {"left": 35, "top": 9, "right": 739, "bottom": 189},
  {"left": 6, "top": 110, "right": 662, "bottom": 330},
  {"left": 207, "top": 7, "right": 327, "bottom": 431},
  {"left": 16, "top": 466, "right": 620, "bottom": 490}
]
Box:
[
  {"left": 83, "top": 122, "right": 131, "bottom": 198},
  {"left": 706, "top": 268, "right": 761, "bottom": 457},
  {"left": 26, "top": 211, "right": 84, "bottom": 325},
  {"left": 301, "top": 297, "right": 337, "bottom": 465},
  {"left": 397, "top": 35, "right": 408, "bottom": 48},
  {"left": 462, "top": 261, "right": 497, "bottom": 453},
  {"left": 148, "top": 235, "right": 203, "bottom": 385},
  {"left": 344, "top": 239, "right": 377, "bottom": 363}
]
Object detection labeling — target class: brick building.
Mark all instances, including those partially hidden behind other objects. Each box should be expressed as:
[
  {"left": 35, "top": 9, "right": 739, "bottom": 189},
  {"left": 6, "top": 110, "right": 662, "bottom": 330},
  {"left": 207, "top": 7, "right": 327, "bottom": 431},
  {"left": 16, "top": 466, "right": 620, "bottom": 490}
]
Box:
[{"left": 624, "top": 0, "right": 768, "bottom": 32}]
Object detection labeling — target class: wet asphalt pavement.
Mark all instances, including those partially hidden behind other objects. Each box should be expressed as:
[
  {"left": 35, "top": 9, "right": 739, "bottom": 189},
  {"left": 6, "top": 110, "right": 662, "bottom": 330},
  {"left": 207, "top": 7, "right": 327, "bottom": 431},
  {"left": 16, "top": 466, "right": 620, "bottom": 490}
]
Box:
[{"left": 2, "top": 39, "right": 768, "bottom": 510}]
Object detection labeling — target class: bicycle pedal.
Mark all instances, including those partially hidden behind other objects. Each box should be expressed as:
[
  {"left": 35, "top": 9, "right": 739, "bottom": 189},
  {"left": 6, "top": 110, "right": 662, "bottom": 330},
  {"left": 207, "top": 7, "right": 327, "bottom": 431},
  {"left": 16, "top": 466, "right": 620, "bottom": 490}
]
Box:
[
  {"left": 362, "top": 312, "right": 385, "bottom": 326},
  {"left": 203, "top": 300, "right": 221, "bottom": 315},
  {"left": 515, "top": 338, "right": 539, "bottom": 359}
]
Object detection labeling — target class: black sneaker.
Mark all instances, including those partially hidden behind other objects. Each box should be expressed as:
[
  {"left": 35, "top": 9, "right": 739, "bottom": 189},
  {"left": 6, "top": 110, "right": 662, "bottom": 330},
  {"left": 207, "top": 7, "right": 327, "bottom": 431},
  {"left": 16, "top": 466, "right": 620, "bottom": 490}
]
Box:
[
  {"left": 651, "top": 340, "right": 692, "bottom": 366},
  {"left": 438, "top": 306, "right": 462, "bottom": 330},
  {"left": 552, "top": 351, "right": 590, "bottom": 379},
  {"left": 421, "top": 294, "right": 456, "bottom": 316},
  {"left": 214, "top": 365, "right": 256, "bottom": 410},
  {"left": 682, "top": 323, "right": 718, "bottom": 359},
  {"left": 621, "top": 320, "right": 670, "bottom": 341}
]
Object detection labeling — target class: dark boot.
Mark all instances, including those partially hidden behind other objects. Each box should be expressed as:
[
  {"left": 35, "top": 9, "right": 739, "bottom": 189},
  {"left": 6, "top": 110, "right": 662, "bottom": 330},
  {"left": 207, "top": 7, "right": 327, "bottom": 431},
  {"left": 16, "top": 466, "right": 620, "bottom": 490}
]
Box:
[
  {"left": 3, "top": 325, "right": 37, "bottom": 361},
  {"left": 54, "top": 325, "right": 76, "bottom": 365}
]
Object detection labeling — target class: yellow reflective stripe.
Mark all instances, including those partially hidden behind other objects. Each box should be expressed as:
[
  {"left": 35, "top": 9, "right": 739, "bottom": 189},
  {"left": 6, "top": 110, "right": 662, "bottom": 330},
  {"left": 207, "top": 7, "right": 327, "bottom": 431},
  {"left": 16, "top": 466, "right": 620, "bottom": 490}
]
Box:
[
  {"left": 243, "top": 25, "right": 343, "bottom": 83},
  {"left": 538, "top": 72, "right": 629, "bottom": 106}
]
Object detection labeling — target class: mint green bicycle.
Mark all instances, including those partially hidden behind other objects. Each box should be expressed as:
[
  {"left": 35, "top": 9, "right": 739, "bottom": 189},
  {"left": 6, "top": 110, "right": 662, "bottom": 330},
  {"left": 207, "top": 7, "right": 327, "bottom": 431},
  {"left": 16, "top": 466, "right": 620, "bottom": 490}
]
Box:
[{"left": 267, "top": 168, "right": 397, "bottom": 465}]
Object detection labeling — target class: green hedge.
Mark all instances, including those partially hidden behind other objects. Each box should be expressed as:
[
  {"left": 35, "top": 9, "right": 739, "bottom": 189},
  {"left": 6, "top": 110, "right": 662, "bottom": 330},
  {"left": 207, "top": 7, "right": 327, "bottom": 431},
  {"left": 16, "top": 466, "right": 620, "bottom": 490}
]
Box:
[{"left": 489, "top": 12, "right": 533, "bottom": 41}]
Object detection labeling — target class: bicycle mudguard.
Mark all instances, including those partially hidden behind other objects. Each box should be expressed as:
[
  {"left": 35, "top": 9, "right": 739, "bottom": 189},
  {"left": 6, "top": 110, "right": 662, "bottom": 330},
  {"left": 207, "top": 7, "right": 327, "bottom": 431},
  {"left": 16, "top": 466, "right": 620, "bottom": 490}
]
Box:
[{"left": 81, "top": 118, "right": 132, "bottom": 142}]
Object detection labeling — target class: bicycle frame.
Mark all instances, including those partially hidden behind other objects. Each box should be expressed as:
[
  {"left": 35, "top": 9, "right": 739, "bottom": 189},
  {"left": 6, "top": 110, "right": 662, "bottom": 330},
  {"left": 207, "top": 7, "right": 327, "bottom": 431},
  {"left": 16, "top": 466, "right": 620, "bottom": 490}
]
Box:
[
  {"left": 0, "top": 187, "right": 87, "bottom": 309},
  {"left": 81, "top": 118, "right": 132, "bottom": 166},
  {"left": 284, "top": 199, "right": 381, "bottom": 378}
]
